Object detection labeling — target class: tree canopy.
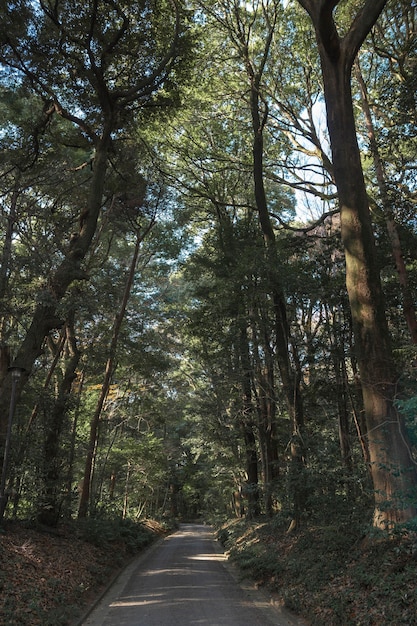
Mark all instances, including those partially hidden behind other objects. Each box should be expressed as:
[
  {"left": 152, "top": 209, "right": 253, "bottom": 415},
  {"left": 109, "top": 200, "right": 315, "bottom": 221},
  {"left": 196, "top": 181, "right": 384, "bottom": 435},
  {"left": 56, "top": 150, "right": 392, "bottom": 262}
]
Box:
[{"left": 0, "top": 0, "right": 416, "bottom": 534}]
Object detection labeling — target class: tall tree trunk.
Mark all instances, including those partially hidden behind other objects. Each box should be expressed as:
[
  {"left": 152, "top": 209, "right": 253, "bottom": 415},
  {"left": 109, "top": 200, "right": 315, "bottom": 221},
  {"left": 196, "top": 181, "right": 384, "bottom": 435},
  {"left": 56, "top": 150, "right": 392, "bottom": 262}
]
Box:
[
  {"left": 354, "top": 59, "right": 417, "bottom": 344},
  {"left": 78, "top": 225, "right": 150, "bottom": 518},
  {"left": 0, "top": 180, "right": 20, "bottom": 346},
  {"left": 0, "top": 135, "right": 111, "bottom": 456},
  {"left": 239, "top": 327, "right": 261, "bottom": 519},
  {"left": 37, "top": 314, "right": 80, "bottom": 526},
  {"left": 242, "top": 422, "right": 260, "bottom": 519},
  {"left": 256, "top": 365, "right": 279, "bottom": 515},
  {"left": 298, "top": 0, "right": 417, "bottom": 527},
  {"left": 249, "top": 58, "right": 306, "bottom": 531},
  {"left": 251, "top": 311, "right": 279, "bottom": 516},
  {"left": 212, "top": 0, "right": 306, "bottom": 528},
  {"left": 63, "top": 369, "right": 85, "bottom": 518},
  {"left": 0, "top": 182, "right": 19, "bottom": 389}
]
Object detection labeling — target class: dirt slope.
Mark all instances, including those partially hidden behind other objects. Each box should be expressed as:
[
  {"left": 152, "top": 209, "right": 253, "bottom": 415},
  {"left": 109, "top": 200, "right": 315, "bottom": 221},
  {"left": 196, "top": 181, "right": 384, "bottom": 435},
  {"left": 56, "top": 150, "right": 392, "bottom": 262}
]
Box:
[{"left": 0, "top": 519, "right": 162, "bottom": 625}]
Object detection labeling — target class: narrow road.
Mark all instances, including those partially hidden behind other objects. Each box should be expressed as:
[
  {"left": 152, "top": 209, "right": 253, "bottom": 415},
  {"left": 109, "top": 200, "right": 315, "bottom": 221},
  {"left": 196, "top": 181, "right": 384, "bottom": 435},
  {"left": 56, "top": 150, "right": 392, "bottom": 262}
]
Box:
[{"left": 82, "top": 524, "right": 307, "bottom": 626}]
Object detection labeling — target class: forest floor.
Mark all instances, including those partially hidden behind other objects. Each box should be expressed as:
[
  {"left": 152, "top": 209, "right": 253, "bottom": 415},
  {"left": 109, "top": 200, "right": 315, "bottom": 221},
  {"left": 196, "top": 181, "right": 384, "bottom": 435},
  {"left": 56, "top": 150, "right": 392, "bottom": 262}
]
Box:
[
  {"left": 218, "top": 516, "right": 417, "bottom": 626},
  {"left": 0, "top": 517, "right": 169, "bottom": 625},
  {"left": 1, "top": 515, "right": 417, "bottom": 625}
]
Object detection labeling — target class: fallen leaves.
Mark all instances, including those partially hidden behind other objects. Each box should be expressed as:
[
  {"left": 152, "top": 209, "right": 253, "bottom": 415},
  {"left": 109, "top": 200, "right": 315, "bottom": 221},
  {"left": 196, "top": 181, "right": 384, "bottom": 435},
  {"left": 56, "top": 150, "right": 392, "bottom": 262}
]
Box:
[{"left": 0, "top": 521, "right": 131, "bottom": 625}]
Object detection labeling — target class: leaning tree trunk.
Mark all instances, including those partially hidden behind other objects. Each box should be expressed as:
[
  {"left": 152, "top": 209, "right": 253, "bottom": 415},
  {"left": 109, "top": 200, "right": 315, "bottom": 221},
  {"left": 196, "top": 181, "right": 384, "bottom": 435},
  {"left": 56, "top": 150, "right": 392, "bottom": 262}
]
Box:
[
  {"left": 0, "top": 135, "right": 111, "bottom": 457},
  {"left": 298, "top": 0, "right": 417, "bottom": 527}
]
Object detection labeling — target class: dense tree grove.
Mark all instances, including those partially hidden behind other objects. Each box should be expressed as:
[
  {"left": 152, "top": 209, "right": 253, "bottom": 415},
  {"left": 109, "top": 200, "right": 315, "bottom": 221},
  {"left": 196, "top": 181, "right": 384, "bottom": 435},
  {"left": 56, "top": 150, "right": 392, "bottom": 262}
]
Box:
[{"left": 0, "top": 0, "right": 416, "bottom": 533}]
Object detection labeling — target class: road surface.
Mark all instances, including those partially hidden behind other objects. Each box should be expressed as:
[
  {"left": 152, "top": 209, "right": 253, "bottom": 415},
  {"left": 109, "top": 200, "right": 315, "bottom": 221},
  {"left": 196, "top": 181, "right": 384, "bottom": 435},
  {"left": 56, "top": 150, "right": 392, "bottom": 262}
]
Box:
[{"left": 82, "top": 524, "right": 307, "bottom": 626}]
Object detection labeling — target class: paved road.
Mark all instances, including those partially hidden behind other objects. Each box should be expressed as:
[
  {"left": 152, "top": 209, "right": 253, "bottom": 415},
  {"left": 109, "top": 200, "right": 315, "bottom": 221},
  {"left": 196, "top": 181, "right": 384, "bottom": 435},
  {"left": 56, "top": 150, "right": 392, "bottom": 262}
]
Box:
[{"left": 82, "top": 524, "right": 307, "bottom": 626}]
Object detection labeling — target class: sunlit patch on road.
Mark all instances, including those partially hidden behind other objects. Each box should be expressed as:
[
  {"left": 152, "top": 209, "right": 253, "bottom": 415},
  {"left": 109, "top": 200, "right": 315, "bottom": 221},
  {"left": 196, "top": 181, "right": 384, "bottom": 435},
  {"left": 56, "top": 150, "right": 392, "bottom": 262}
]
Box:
[{"left": 188, "top": 553, "right": 227, "bottom": 561}]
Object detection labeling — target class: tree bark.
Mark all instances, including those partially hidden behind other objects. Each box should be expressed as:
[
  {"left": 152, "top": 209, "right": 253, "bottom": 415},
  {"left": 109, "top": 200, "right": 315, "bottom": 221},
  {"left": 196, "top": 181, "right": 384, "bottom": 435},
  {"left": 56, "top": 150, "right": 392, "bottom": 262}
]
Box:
[
  {"left": 354, "top": 59, "right": 417, "bottom": 345},
  {"left": 37, "top": 315, "right": 81, "bottom": 526},
  {"left": 0, "top": 135, "right": 111, "bottom": 457},
  {"left": 298, "top": 0, "right": 417, "bottom": 527},
  {"left": 78, "top": 224, "right": 151, "bottom": 518}
]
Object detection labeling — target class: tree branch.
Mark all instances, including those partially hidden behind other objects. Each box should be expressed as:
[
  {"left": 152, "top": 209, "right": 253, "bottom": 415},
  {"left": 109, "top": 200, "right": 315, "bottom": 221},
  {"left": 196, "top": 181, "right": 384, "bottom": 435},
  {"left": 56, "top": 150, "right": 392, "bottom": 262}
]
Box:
[
  {"left": 112, "top": 0, "right": 181, "bottom": 102},
  {"left": 343, "top": 0, "right": 388, "bottom": 65},
  {"left": 298, "top": 1, "right": 388, "bottom": 67}
]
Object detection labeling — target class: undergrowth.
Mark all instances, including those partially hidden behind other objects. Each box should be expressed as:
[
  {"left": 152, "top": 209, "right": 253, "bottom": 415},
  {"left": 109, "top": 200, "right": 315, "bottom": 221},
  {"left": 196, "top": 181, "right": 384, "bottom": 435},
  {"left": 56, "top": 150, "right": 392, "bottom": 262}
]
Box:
[
  {"left": 217, "top": 514, "right": 417, "bottom": 625},
  {"left": 75, "top": 517, "right": 161, "bottom": 553},
  {"left": 0, "top": 517, "right": 173, "bottom": 625}
]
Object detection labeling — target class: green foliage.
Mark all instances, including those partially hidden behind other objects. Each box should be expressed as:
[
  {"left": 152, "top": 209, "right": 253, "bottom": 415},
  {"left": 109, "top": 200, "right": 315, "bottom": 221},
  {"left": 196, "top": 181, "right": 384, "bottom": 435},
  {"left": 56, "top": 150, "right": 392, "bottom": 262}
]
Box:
[
  {"left": 0, "top": 0, "right": 416, "bottom": 560},
  {"left": 396, "top": 395, "right": 417, "bottom": 459},
  {"left": 218, "top": 514, "right": 417, "bottom": 625},
  {"left": 76, "top": 517, "right": 157, "bottom": 553}
]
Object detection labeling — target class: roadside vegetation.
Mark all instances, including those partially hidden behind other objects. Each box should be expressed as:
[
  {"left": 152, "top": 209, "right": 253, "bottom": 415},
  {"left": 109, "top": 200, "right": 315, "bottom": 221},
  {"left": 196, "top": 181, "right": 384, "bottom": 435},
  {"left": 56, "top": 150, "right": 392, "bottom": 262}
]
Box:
[
  {"left": 217, "top": 514, "right": 417, "bottom": 626},
  {"left": 2, "top": 512, "right": 416, "bottom": 626},
  {"left": 1, "top": 4, "right": 417, "bottom": 625},
  {"left": 0, "top": 518, "right": 172, "bottom": 625}
]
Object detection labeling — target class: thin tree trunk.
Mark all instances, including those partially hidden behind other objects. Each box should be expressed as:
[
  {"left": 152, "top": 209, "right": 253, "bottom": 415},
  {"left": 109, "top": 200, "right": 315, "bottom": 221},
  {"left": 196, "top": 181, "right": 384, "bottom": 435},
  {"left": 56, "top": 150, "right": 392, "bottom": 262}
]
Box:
[
  {"left": 246, "top": 46, "right": 306, "bottom": 530},
  {"left": 78, "top": 224, "right": 152, "bottom": 518},
  {"left": 215, "top": 1, "right": 307, "bottom": 527},
  {"left": 251, "top": 311, "right": 279, "bottom": 516},
  {"left": 239, "top": 326, "right": 261, "bottom": 519},
  {"left": 64, "top": 369, "right": 85, "bottom": 518},
  {"left": 122, "top": 462, "right": 131, "bottom": 520},
  {"left": 0, "top": 180, "right": 20, "bottom": 349},
  {"left": 0, "top": 181, "right": 20, "bottom": 390},
  {"left": 257, "top": 367, "right": 279, "bottom": 515},
  {"left": 95, "top": 425, "right": 119, "bottom": 510}
]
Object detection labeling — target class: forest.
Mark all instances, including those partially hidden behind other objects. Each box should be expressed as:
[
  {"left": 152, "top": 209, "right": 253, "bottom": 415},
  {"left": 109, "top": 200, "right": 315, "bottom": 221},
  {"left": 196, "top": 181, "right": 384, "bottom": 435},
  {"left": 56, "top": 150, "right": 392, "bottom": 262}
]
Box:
[{"left": 0, "top": 0, "right": 417, "bottom": 573}]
